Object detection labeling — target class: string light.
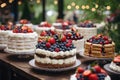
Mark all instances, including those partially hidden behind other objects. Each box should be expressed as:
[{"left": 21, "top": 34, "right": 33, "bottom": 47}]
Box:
[
  {"left": 91, "top": 8, "right": 96, "bottom": 12},
  {"left": 9, "top": 0, "right": 14, "bottom": 3},
  {"left": 36, "top": 0, "right": 40, "bottom": 4},
  {"left": 1, "top": 3, "right": 7, "bottom": 8},
  {"left": 106, "top": 6, "right": 111, "bottom": 10},
  {"left": 95, "top": 4, "right": 98, "bottom": 8},
  {"left": 54, "top": 0, "right": 58, "bottom": 5},
  {"left": 18, "top": 1, "right": 22, "bottom": 5},
  {"left": 67, "top": 5, "right": 71, "bottom": 10},
  {"left": 71, "top": 2, "right": 75, "bottom": 6},
  {"left": 75, "top": 5, "right": 79, "bottom": 9},
  {"left": 81, "top": 5, "right": 85, "bottom": 9},
  {"left": 86, "top": 5, "right": 89, "bottom": 9}
]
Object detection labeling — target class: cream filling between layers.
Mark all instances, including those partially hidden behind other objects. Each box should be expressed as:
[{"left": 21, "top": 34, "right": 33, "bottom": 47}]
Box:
[
  {"left": 36, "top": 48, "right": 76, "bottom": 57},
  {"left": 109, "top": 62, "right": 120, "bottom": 72},
  {"left": 34, "top": 54, "right": 76, "bottom": 65}
]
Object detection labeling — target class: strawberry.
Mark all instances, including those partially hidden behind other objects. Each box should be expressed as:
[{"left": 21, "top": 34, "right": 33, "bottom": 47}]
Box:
[
  {"left": 13, "top": 29, "right": 19, "bottom": 33},
  {"left": 22, "top": 26, "right": 28, "bottom": 30},
  {"left": 67, "top": 33, "right": 72, "bottom": 37},
  {"left": 88, "top": 74, "right": 98, "bottom": 80},
  {"left": 71, "top": 27, "right": 76, "bottom": 32},
  {"left": 28, "top": 29, "right": 33, "bottom": 33},
  {"left": 77, "top": 67, "right": 84, "bottom": 73},
  {"left": 38, "top": 39, "right": 43, "bottom": 43},
  {"left": 61, "top": 35, "right": 66, "bottom": 42},
  {"left": 62, "top": 22, "right": 68, "bottom": 27},
  {"left": 1, "top": 25, "right": 5, "bottom": 30},
  {"left": 101, "top": 69, "right": 107, "bottom": 75},
  {"left": 75, "top": 73, "right": 80, "bottom": 78},
  {"left": 46, "top": 42, "right": 51, "bottom": 48},
  {"left": 93, "top": 65, "right": 101, "bottom": 73},
  {"left": 66, "top": 43, "right": 71, "bottom": 47},
  {"left": 103, "top": 36, "right": 108, "bottom": 40},
  {"left": 104, "top": 40, "right": 109, "bottom": 44},
  {"left": 50, "top": 30, "right": 55, "bottom": 35},
  {"left": 40, "top": 31, "right": 47, "bottom": 36},
  {"left": 68, "top": 40, "right": 72, "bottom": 43},
  {"left": 83, "top": 70, "right": 92, "bottom": 77},
  {"left": 76, "top": 32, "right": 80, "bottom": 37},
  {"left": 48, "top": 37, "right": 56, "bottom": 44},
  {"left": 113, "top": 58, "right": 120, "bottom": 63},
  {"left": 55, "top": 48, "right": 60, "bottom": 52}
]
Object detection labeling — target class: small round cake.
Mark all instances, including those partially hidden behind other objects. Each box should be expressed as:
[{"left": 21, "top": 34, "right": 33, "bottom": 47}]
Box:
[
  {"left": 6, "top": 25, "right": 38, "bottom": 54},
  {"left": 0, "top": 25, "right": 12, "bottom": 49},
  {"left": 84, "top": 34, "right": 115, "bottom": 58},
  {"left": 65, "top": 27, "right": 84, "bottom": 53},
  {"left": 71, "top": 65, "right": 110, "bottom": 80},
  {"left": 109, "top": 55, "right": 120, "bottom": 72},
  {"left": 35, "top": 34, "right": 77, "bottom": 68},
  {"left": 77, "top": 20, "right": 97, "bottom": 40},
  {"left": 35, "top": 21, "right": 54, "bottom": 35},
  {"left": 53, "top": 22, "right": 71, "bottom": 34}
]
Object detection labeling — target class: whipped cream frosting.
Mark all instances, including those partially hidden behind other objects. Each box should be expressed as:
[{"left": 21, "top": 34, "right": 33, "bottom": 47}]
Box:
[
  {"left": 36, "top": 48, "right": 76, "bottom": 57},
  {"left": 109, "top": 62, "right": 120, "bottom": 72},
  {"left": 35, "top": 54, "right": 76, "bottom": 65}
]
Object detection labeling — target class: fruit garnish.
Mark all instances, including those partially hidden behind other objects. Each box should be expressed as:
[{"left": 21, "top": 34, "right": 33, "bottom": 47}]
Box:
[
  {"left": 77, "top": 67, "right": 84, "bottom": 73},
  {"left": 71, "top": 27, "right": 76, "bottom": 32},
  {"left": 48, "top": 37, "right": 56, "bottom": 44},
  {"left": 93, "top": 65, "right": 101, "bottom": 73},
  {"left": 83, "top": 70, "right": 92, "bottom": 77},
  {"left": 46, "top": 42, "right": 51, "bottom": 48},
  {"left": 61, "top": 35, "right": 66, "bottom": 42},
  {"left": 55, "top": 48, "right": 60, "bottom": 52},
  {"left": 20, "top": 19, "right": 28, "bottom": 24},
  {"left": 88, "top": 74, "right": 98, "bottom": 80},
  {"left": 40, "top": 31, "right": 47, "bottom": 36}
]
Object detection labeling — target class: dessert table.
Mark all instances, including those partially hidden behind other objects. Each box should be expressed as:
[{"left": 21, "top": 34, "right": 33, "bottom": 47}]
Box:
[{"left": 0, "top": 50, "right": 119, "bottom": 80}]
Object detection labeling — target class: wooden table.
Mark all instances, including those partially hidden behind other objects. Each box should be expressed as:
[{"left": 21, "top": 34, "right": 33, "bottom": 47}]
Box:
[{"left": 0, "top": 51, "right": 119, "bottom": 80}]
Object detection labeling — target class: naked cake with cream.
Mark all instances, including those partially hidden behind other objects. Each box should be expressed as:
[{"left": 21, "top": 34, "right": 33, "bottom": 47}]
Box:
[
  {"left": 84, "top": 34, "right": 115, "bottom": 58},
  {"left": 35, "top": 34, "right": 77, "bottom": 68}
]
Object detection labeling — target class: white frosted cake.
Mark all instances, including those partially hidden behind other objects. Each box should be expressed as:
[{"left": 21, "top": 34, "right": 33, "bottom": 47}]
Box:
[
  {"left": 109, "top": 55, "right": 120, "bottom": 72},
  {"left": 77, "top": 21, "right": 97, "bottom": 40},
  {"left": 0, "top": 25, "right": 12, "bottom": 49},
  {"left": 35, "top": 34, "right": 77, "bottom": 68},
  {"left": 6, "top": 25, "right": 38, "bottom": 54},
  {"left": 65, "top": 27, "right": 84, "bottom": 53}
]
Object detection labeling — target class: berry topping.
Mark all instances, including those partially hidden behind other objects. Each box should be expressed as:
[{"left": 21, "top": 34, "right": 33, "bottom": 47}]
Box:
[
  {"left": 65, "top": 43, "right": 71, "bottom": 47},
  {"left": 61, "top": 35, "right": 66, "bottom": 42},
  {"left": 88, "top": 74, "right": 98, "bottom": 80},
  {"left": 48, "top": 37, "right": 56, "bottom": 44},
  {"left": 87, "top": 34, "right": 112, "bottom": 45},
  {"left": 12, "top": 25, "right": 33, "bottom": 33},
  {"left": 39, "top": 21, "right": 51, "bottom": 27},
  {"left": 83, "top": 70, "right": 92, "bottom": 77},
  {"left": 77, "top": 67, "right": 84, "bottom": 73},
  {"left": 20, "top": 19, "right": 29, "bottom": 24},
  {"left": 0, "top": 25, "right": 13, "bottom": 30},
  {"left": 46, "top": 42, "right": 51, "bottom": 48},
  {"left": 55, "top": 48, "right": 60, "bottom": 52},
  {"left": 93, "top": 65, "right": 101, "bottom": 73},
  {"left": 40, "top": 31, "right": 47, "bottom": 36}
]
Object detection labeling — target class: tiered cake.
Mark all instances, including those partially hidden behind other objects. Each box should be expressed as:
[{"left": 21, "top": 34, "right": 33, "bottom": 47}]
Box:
[
  {"left": 6, "top": 25, "right": 38, "bottom": 53},
  {"left": 84, "top": 34, "right": 115, "bottom": 58},
  {"left": 35, "top": 34, "right": 77, "bottom": 68}
]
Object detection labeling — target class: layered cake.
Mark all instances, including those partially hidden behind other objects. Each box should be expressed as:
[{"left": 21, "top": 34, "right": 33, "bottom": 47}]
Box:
[
  {"left": 71, "top": 65, "right": 110, "bottom": 80},
  {"left": 53, "top": 21, "right": 71, "bottom": 34},
  {"left": 77, "top": 20, "right": 97, "bottom": 40},
  {"left": 84, "top": 34, "right": 115, "bottom": 58},
  {"left": 35, "top": 21, "right": 53, "bottom": 35},
  {"left": 6, "top": 25, "right": 38, "bottom": 53},
  {"left": 65, "top": 27, "right": 84, "bottom": 53},
  {"left": 35, "top": 34, "right": 77, "bottom": 68},
  {"left": 0, "top": 25, "right": 12, "bottom": 49},
  {"left": 109, "top": 55, "right": 120, "bottom": 72}
]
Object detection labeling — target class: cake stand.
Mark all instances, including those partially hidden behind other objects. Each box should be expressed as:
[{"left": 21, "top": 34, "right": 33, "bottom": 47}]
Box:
[
  {"left": 104, "top": 64, "right": 120, "bottom": 75},
  {"left": 4, "top": 48, "right": 35, "bottom": 59},
  {"left": 29, "top": 59, "right": 81, "bottom": 72}
]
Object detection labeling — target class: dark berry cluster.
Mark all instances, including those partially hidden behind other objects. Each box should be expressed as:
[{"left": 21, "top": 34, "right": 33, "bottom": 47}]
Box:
[
  {"left": 78, "top": 20, "right": 96, "bottom": 28},
  {"left": 87, "top": 34, "right": 112, "bottom": 45},
  {"left": 40, "top": 30, "right": 56, "bottom": 36},
  {"left": 36, "top": 34, "right": 75, "bottom": 52},
  {"left": 65, "top": 27, "right": 83, "bottom": 40},
  {"left": 76, "top": 65, "right": 107, "bottom": 80}
]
